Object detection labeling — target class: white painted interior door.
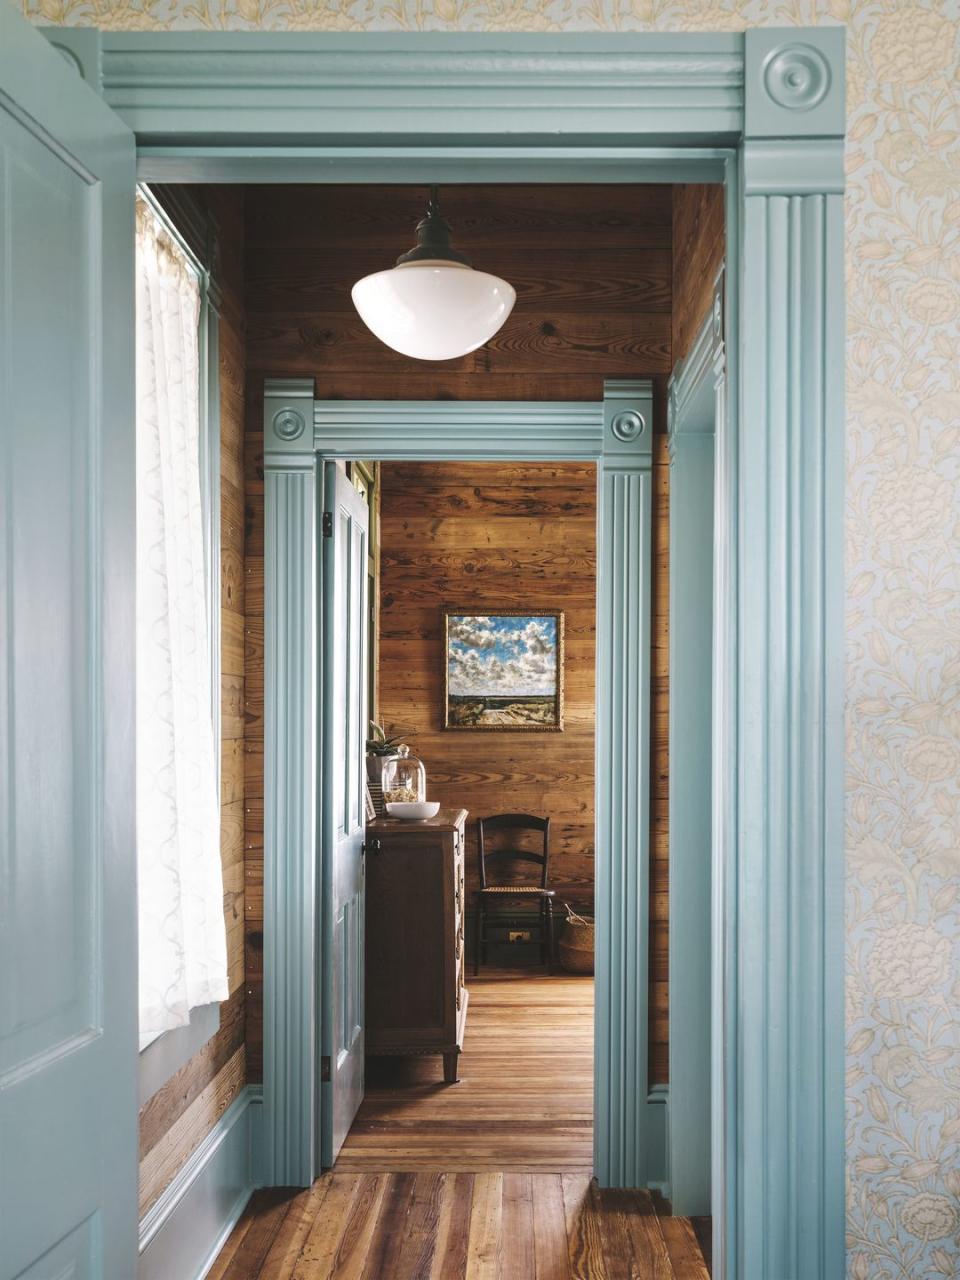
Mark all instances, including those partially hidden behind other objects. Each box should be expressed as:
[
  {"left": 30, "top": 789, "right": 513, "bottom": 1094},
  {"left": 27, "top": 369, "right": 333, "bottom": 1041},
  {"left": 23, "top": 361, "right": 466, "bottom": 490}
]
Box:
[
  {"left": 0, "top": 8, "right": 138, "bottom": 1278},
  {"left": 320, "top": 464, "right": 369, "bottom": 1166}
]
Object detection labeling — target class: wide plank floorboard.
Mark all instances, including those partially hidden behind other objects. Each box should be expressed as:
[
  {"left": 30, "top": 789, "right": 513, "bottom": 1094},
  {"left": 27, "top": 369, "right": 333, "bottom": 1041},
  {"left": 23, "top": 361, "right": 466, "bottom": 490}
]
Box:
[
  {"left": 213, "top": 973, "right": 710, "bottom": 1277},
  {"left": 340, "top": 971, "right": 593, "bottom": 1173}
]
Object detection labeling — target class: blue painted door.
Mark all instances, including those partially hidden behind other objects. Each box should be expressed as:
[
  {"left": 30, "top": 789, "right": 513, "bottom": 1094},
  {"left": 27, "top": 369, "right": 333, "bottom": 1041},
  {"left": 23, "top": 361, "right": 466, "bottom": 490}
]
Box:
[
  {"left": 0, "top": 7, "right": 137, "bottom": 1280},
  {"left": 321, "top": 465, "right": 369, "bottom": 1166}
]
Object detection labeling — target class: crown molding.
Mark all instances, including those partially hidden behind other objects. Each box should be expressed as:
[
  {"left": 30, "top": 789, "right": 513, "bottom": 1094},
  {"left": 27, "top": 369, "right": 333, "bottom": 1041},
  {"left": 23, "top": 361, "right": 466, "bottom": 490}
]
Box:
[{"left": 44, "top": 31, "right": 744, "bottom": 145}]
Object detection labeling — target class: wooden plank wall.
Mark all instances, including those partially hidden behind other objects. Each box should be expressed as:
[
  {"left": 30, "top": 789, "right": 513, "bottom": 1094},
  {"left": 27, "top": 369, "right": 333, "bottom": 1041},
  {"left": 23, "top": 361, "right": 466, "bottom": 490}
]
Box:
[
  {"left": 378, "top": 460, "right": 597, "bottom": 912},
  {"left": 650, "top": 430, "right": 670, "bottom": 1085},
  {"left": 672, "top": 184, "right": 726, "bottom": 365},
  {"left": 138, "top": 186, "right": 247, "bottom": 1216},
  {"left": 243, "top": 184, "right": 674, "bottom": 1085}
]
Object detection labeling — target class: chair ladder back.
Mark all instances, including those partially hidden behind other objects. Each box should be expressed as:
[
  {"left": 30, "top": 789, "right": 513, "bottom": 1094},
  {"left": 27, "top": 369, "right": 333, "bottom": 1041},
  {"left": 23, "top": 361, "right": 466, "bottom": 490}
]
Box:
[{"left": 477, "top": 813, "right": 551, "bottom": 890}]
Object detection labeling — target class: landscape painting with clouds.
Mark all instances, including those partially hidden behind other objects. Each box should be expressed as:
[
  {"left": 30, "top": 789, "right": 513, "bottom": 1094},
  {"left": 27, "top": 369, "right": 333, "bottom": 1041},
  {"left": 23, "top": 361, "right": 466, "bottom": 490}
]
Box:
[{"left": 444, "top": 611, "right": 564, "bottom": 731}]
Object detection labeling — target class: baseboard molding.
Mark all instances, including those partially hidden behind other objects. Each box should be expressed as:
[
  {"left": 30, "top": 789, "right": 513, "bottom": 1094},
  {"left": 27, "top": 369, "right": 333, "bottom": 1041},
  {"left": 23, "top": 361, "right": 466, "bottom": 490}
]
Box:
[
  {"left": 139, "top": 1084, "right": 263, "bottom": 1280},
  {"left": 646, "top": 1083, "right": 669, "bottom": 1192}
]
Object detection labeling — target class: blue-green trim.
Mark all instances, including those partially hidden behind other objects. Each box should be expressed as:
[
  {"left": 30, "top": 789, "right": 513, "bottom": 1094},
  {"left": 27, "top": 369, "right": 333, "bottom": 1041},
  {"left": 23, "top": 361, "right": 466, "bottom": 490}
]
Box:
[
  {"left": 262, "top": 380, "right": 320, "bottom": 1188},
  {"left": 666, "top": 278, "right": 723, "bottom": 1217},
  {"left": 267, "top": 381, "right": 659, "bottom": 1189},
  {"left": 314, "top": 401, "right": 603, "bottom": 461},
  {"left": 138, "top": 1086, "right": 262, "bottom": 1280},
  {"left": 91, "top": 33, "right": 744, "bottom": 147},
  {"left": 102, "top": 27, "right": 853, "bottom": 1277},
  {"left": 136, "top": 147, "right": 728, "bottom": 186},
  {"left": 743, "top": 27, "right": 844, "bottom": 141},
  {"left": 736, "top": 131, "right": 845, "bottom": 1280},
  {"left": 594, "top": 395, "right": 655, "bottom": 1186},
  {"left": 715, "top": 154, "right": 740, "bottom": 1280}
]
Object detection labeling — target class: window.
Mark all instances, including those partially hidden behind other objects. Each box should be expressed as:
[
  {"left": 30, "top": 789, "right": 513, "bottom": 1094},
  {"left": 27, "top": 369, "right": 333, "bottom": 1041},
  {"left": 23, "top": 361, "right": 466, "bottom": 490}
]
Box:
[{"left": 135, "top": 189, "right": 226, "bottom": 1050}]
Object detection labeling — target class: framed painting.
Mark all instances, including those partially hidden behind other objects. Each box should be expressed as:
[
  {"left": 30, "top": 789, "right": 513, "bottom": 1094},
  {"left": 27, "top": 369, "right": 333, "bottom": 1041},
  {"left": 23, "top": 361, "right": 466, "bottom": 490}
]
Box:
[{"left": 443, "top": 609, "right": 565, "bottom": 731}]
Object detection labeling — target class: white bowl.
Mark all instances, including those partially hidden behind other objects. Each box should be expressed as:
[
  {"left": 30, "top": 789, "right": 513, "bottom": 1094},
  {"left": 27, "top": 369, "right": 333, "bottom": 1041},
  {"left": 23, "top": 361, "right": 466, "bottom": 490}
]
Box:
[{"left": 385, "top": 801, "right": 440, "bottom": 821}]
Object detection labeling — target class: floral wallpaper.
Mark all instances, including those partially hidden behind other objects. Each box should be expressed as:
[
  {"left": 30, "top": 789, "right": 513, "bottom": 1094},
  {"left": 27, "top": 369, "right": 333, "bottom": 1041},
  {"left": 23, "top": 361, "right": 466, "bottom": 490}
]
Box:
[{"left": 25, "top": 0, "right": 960, "bottom": 1274}]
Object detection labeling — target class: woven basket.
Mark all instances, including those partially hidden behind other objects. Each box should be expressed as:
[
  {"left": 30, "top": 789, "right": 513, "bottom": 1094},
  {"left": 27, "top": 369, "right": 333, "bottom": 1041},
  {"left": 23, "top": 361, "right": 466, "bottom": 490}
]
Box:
[{"left": 558, "top": 908, "right": 595, "bottom": 975}]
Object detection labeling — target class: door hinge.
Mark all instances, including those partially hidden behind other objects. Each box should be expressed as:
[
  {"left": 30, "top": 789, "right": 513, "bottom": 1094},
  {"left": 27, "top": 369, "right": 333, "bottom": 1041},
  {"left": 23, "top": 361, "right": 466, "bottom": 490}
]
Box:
[
  {"left": 321, "top": 1055, "right": 331, "bottom": 1082},
  {"left": 322, "top": 511, "right": 333, "bottom": 538}
]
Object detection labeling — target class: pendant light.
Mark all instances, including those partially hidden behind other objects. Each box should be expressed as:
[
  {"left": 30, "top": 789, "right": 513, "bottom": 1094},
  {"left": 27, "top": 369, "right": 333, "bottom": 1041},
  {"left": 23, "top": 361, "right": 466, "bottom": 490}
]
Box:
[{"left": 351, "top": 186, "right": 516, "bottom": 362}]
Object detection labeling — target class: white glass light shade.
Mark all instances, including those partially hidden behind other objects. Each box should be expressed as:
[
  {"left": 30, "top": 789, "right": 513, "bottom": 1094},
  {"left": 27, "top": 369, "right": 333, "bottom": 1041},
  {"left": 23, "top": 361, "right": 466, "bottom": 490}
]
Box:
[{"left": 351, "top": 260, "right": 516, "bottom": 362}]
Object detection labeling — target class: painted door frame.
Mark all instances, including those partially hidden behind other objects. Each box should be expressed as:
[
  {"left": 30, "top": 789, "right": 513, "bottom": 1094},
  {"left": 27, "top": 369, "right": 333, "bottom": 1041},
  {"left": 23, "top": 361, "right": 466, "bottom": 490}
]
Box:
[
  {"left": 666, "top": 270, "right": 724, "bottom": 1218},
  {"left": 51, "top": 28, "right": 846, "bottom": 1280},
  {"left": 265, "top": 380, "right": 659, "bottom": 1190}
]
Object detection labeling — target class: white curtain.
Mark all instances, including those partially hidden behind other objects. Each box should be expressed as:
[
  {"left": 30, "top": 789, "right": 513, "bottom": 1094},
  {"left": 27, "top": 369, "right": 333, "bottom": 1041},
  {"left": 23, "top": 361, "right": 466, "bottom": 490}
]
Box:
[{"left": 136, "top": 195, "right": 227, "bottom": 1047}]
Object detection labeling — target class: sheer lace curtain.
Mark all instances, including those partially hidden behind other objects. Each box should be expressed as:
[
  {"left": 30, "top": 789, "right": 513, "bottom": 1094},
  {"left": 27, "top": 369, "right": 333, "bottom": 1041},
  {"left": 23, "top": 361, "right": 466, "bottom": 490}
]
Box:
[{"left": 136, "top": 195, "right": 227, "bottom": 1048}]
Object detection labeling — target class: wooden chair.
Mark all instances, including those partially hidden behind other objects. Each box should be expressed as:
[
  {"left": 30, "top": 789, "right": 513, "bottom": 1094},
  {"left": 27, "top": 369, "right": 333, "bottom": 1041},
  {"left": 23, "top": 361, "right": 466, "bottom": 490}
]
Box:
[{"left": 475, "top": 813, "right": 555, "bottom": 975}]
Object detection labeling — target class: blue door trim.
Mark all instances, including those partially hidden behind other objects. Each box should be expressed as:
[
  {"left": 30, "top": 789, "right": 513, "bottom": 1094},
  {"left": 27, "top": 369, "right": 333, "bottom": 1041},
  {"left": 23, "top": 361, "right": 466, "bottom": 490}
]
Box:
[
  {"left": 264, "top": 384, "right": 662, "bottom": 1190},
  {"left": 666, "top": 272, "right": 724, "bottom": 1216},
  {"left": 51, "top": 28, "right": 847, "bottom": 1278}
]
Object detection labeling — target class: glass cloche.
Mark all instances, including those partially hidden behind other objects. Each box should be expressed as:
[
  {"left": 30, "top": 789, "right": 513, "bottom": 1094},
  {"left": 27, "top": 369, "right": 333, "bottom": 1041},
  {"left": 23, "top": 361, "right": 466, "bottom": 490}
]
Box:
[{"left": 382, "top": 746, "right": 426, "bottom": 805}]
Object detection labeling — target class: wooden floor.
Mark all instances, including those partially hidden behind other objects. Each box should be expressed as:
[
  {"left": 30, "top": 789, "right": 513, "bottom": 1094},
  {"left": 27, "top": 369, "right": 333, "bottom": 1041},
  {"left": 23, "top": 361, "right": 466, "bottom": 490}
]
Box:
[
  {"left": 339, "top": 971, "right": 594, "bottom": 1172},
  {"left": 211, "top": 972, "right": 711, "bottom": 1278}
]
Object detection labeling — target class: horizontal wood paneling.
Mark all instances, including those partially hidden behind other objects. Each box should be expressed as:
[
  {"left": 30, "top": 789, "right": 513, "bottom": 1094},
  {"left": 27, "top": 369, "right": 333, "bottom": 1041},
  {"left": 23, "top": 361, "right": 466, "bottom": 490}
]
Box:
[
  {"left": 243, "top": 183, "right": 674, "bottom": 1085},
  {"left": 138, "top": 985, "right": 247, "bottom": 1162},
  {"left": 139, "top": 185, "right": 247, "bottom": 1211},
  {"left": 249, "top": 311, "right": 670, "bottom": 376},
  {"left": 378, "top": 460, "right": 596, "bottom": 913},
  {"left": 245, "top": 185, "right": 673, "bottom": 251},
  {"left": 247, "top": 247, "right": 672, "bottom": 314},
  {"left": 139, "top": 1047, "right": 247, "bottom": 1219},
  {"left": 245, "top": 185, "right": 673, "bottom": 403},
  {"left": 672, "top": 184, "right": 725, "bottom": 367}
]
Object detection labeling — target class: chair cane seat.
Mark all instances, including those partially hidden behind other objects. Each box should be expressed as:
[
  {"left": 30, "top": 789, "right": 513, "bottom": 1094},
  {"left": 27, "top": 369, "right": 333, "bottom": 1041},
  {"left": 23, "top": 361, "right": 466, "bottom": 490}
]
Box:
[{"left": 478, "top": 885, "right": 555, "bottom": 895}]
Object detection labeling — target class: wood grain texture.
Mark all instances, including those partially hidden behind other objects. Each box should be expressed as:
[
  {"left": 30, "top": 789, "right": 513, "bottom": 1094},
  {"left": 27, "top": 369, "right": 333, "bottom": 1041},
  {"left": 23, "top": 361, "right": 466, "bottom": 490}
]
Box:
[
  {"left": 213, "top": 1172, "right": 710, "bottom": 1279},
  {"left": 364, "top": 811, "right": 466, "bottom": 1067},
  {"left": 139, "top": 1046, "right": 246, "bottom": 1218},
  {"left": 139, "top": 185, "right": 248, "bottom": 1209},
  {"left": 138, "top": 984, "right": 246, "bottom": 1161},
  {"left": 379, "top": 460, "right": 596, "bottom": 914},
  {"left": 672, "top": 184, "right": 725, "bottom": 367},
  {"left": 243, "top": 184, "right": 675, "bottom": 1084},
  {"left": 337, "top": 972, "right": 593, "bottom": 1174},
  {"left": 245, "top": 185, "right": 673, "bottom": 252},
  {"left": 211, "top": 970, "right": 711, "bottom": 1278},
  {"left": 245, "top": 184, "right": 673, "bottom": 407},
  {"left": 650, "top": 432, "right": 670, "bottom": 1086}
]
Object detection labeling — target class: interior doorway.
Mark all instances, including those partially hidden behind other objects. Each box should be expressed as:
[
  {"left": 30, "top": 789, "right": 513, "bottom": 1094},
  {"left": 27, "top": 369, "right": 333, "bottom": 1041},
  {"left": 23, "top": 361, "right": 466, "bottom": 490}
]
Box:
[
  {"left": 8, "top": 22, "right": 849, "bottom": 1280},
  {"left": 247, "top": 180, "right": 721, "bottom": 1201},
  {"left": 341, "top": 455, "right": 599, "bottom": 1176},
  {"left": 127, "top": 174, "right": 724, "bottom": 1278}
]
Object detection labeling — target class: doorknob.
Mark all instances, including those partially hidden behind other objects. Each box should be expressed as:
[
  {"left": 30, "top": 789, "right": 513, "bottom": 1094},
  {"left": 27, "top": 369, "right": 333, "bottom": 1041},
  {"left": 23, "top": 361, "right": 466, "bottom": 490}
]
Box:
[{"left": 362, "top": 838, "right": 383, "bottom": 856}]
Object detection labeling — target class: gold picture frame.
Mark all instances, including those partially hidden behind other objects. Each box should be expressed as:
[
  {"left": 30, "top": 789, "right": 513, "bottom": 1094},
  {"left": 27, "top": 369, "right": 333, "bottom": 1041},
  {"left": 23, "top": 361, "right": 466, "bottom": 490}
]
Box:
[{"left": 443, "top": 608, "right": 565, "bottom": 732}]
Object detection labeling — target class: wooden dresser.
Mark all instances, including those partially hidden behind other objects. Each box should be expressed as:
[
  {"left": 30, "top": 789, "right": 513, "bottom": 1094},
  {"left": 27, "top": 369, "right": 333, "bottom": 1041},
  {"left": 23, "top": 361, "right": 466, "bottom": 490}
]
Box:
[{"left": 364, "top": 808, "right": 468, "bottom": 1082}]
